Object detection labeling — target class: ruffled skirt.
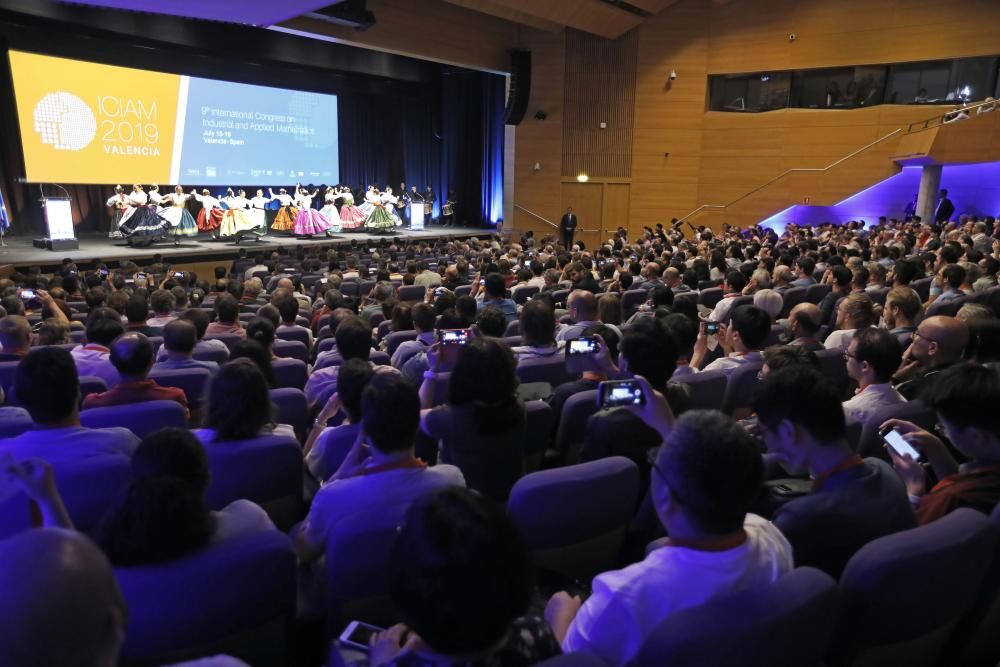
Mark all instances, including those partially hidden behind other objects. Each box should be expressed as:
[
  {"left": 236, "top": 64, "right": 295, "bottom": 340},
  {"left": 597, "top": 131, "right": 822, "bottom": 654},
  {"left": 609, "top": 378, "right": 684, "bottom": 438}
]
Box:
[
  {"left": 120, "top": 206, "right": 169, "bottom": 238},
  {"left": 220, "top": 209, "right": 258, "bottom": 236},
  {"left": 294, "top": 208, "right": 332, "bottom": 236},
  {"left": 320, "top": 205, "right": 342, "bottom": 233},
  {"left": 160, "top": 207, "right": 198, "bottom": 236},
  {"left": 271, "top": 206, "right": 298, "bottom": 232},
  {"left": 196, "top": 208, "right": 223, "bottom": 232},
  {"left": 365, "top": 205, "right": 395, "bottom": 230},
  {"left": 247, "top": 208, "right": 267, "bottom": 230},
  {"left": 358, "top": 201, "right": 375, "bottom": 216},
  {"left": 339, "top": 205, "right": 367, "bottom": 229}
]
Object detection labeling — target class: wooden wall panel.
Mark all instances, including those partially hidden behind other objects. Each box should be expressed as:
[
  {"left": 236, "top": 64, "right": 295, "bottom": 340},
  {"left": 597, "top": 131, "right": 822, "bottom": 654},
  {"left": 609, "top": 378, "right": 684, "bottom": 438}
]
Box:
[
  {"left": 562, "top": 29, "right": 638, "bottom": 178},
  {"left": 561, "top": 182, "right": 604, "bottom": 248},
  {"left": 602, "top": 183, "right": 632, "bottom": 237}
]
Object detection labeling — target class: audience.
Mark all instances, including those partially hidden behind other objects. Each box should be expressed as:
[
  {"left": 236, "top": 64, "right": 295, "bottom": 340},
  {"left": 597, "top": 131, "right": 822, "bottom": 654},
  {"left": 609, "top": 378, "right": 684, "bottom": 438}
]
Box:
[
  {"left": 842, "top": 328, "right": 905, "bottom": 423},
  {"left": 692, "top": 305, "right": 770, "bottom": 375},
  {"left": 0, "top": 314, "right": 32, "bottom": 361},
  {"left": 194, "top": 359, "right": 295, "bottom": 444},
  {"left": 894, "top": 315, "right": 969, "bottom": 399},
  {"left": 154, "top": 319, "right": 219, "bottom": 372}
]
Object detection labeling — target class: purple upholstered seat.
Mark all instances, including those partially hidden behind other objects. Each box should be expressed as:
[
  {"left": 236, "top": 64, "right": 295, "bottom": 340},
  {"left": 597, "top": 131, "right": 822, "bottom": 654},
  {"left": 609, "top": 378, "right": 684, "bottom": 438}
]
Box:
[
  {"left": 698, "top": 287, "right": 724, "bottom": 309},
  {"left": 80, "top": 399, "right": 187, "bottom": 438},
  {"left": 621, "top": 289, "right": 648, "bottom": 313},
  {"left": 272, "top": 358, "right": 308, "bottom": 390},
  {"left": 671, "top": 369, "right": 727, "bottom": 411},
  {"left": 720, "top": 361, "right": 764, "bottom": 415},
  {"left": 397, "top": 285, "right": 426, "bottom": 302},
  {"left": 383, "top": 330, "right": 418, "bottom": 356},
  {"left": 0, "top": 406, "right": 32, "bottom": 439},
  {"left": 834, "top": 508, "right": 997, "bottom": 666},
  {"left": 148, "top": 366, "right": 213, "bottom": 408},
  {"left": 116, "top": 530, "right": 296, "bottom": 666},
  {"left": 780, "top": 286, "right": 809, "bottom": 316},
  {"left": 78, "top": 375, "right": 109, "bottom": 405},
  {"left": 192, "top": 345, "right": 229, "bottom": 365},
  {"left": 508, "top": 456, "right": 639, "bottom": 581},
  {"left": 635, "top": 567, "right": 839, "bottom": 667},
  {"left": 553, "top": 389, "right": 599, "bottom": 465},
  {"left": 273, "top": 339, "right": 309, "bottom": 363},
  {"left": 806, "top": 283, "right": 831, "bottom": 304},
  {"left": 504, "top": 319, "right": 521, "bottom": 337},
  {"left": 275, "top": 326, "right": 311, "bottom": 348},
  {"left": 203, "top": 332, "right": 244, "bottom": 352},
  {"left": 513, "top": 285, "right": 540, "bottom": 304},
  {"left": 269, "top": 387, "right": 308, "bottom": 441},
  {"left": 516, "top": 356, "right": 571, "bottom": 386},
  {"left": 854, "top": 399, "right": 937, "bottom": 459}
]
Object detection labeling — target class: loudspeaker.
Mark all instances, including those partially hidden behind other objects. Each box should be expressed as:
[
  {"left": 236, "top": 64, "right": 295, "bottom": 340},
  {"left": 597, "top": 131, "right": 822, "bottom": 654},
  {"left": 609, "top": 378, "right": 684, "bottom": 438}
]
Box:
[{"left": 504, "top": 50, "right": 531, "bottom": 126}]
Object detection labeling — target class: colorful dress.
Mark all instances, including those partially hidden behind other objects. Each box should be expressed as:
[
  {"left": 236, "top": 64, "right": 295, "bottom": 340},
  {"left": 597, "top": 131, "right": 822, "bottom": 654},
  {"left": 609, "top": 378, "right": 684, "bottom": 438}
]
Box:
[
  {"left": 119, "top": 191, "right": 170, "bottom": 244},
  {"left": 383, "top": 193, "right": 403, "bottom": 227},
  {"left": 106, "top": 191, "right": 128, "bottom": 238},
  {"left": 193, "top": 193, "right": 223, "bottom": 232},
  {"left": 319, "top": 192, "right": 342, "bottom": 233},
  {"left": 270, "top": 191, "right": 297, "bottom": 232},
  {"left": 365, "top": 195, "right": 396, "bottom": 232},
  {"left": 339, "top": 191, "right": 367, "bottom": 230},
  {"left": 292, "top": 192, "right": 332, "bottom": 236},
  {"left": 358, "top": 190, "right": 378, "bottom": 216},
  {"left": 158, "top": 193, "right": 199, "bottom": 237},
  {"left": 247, "top": 195, "right": 271, "bottom": 232},
  {"left": 220, "top": 195, "right": 256, "bottom": 236}
]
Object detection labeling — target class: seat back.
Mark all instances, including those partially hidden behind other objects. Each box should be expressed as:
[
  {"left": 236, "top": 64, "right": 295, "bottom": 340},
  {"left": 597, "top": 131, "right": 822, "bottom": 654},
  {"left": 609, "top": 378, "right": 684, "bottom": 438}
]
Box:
[
  {"left": 924, "top": 298, "right": 962, "bottom": 319},
  {"left": 911, "top": 277, "right": 933, "bottom": 302},
  {"left": 513, "top": 285, "right": 540, "bottom": 304},
  {"left": 672, "top": 370, "right": 727, "bottom": 411},
  {"left": 383, "top": 330, "right": 418, "bottom": 355},
  {"left": 117, "top": 530, "right": 296, "bottom": 667},
  {"left": 78, "top": 375, "right": 109, "bottom": 405},
  {"left": 698, "top": 287, "right": 723, "bottom": 308},
  {"left": 855, "top": 399, "right": 937, "bottom": 459},
  {"left": 636, "top": 567, "right": 839, "bottom": 667},
  {"left": 780, "top": 287, "right": 809, "bottom": 315},
  {"left": 148, "top": 367, "right": 213, "bottom": 408},
  {"left": 762, "top": 324, "right": 784, "bottom": 349},
  {"left": 868, "top": 286, "right": 890, "bottom": 306},
  {"left": 553, "top": 389, "right": 599, "bottom": 464},
  {"left": 516, "top": 356, "right": 571, "bottom": 386},
  {"left": 202, "top": 435, "right": 303, "bottom": 530},
  {"left": 504, "top": 319, "right": 521, "bottom": 337},
  {"left": 0, "top": 360, "right": 20, "bottom": 405},
  {"left": 273, "top": 339, "right": 309, "bottom": 363},
  {"left": 806, "top": 283, "right": 831, "bottom": 304},
  {"left": 952, "top": 503, "right": 1000, "bottom": 667},
  {"left": 720, "top": 361, "right": 764, "bottom": 415},
  {"left": 268, "top": 388, "right": 308, "bottom": 441},
  {"left": 204, "top": 332, "right": 244, "bottom": 352},
  {"left": 523, "top": 400, "right": 553, "bottom": 469},
  {"left": 0, "top": 406, "right": 32, "bottom": 438},
  {"left": 397, "top": 285, "right": 426, "bottom": 302},
  {"left": 192, "top": 345, "right": 229, "bottom": 365},
  {"left": 275, "top": 327, "right": 311, "bottom": 348},
  {"left": 326, "top": 503, "right": 411, "bottom": 635},
  {"left": 835, "top": 508, "right": 997, "bottom": 667},
  {"left": 508, "top": 457, "right": 639, "bottom": 581},
  {"left": 81, "top": 400, "right": 187, "bottom": 438},
  {"left": 815, "top": 348, "right": 850, "bottom": 396},
  {"left": 272, "top": 358, "right": 308, "bottom": 390},
  {"left": 621, "top": 289, "right": 648, "bottom": 312}
]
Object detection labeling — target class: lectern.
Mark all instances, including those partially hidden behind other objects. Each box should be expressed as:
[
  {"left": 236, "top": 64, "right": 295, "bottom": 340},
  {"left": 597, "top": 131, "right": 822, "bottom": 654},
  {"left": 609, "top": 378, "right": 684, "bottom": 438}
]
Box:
[
  {"left": 409, "top": 202, "right": 425, "bottom": 230},
  {"left": 33, "top": 196, "right": 79, "bottom": 251}
]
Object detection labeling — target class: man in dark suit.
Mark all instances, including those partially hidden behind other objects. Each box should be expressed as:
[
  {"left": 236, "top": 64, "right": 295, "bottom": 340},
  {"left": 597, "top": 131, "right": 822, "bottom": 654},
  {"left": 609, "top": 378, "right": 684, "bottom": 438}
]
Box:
[
  {"left": 560, "top": 207, "right": 578, "bottom": 248},
  {"left": 935, "top": 189, "right": 955, "bottom": 224}
]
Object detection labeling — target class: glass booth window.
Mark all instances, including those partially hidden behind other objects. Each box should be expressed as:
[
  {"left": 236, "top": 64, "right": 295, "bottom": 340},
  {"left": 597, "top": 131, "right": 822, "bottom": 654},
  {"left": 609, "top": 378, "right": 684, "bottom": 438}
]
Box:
[
  {"left": 791, "top": 66, "right": 887, "bottom": 109},
  {"left": 708, "top": 72, "right": 790, "bottom": 112},
  {"left": 887, "top": 56, "right": 998, "bottom": 104}
]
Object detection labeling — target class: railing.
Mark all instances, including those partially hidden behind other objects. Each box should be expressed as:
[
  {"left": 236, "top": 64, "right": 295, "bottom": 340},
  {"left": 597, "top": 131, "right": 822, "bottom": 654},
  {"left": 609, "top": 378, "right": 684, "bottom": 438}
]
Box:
[
  {"left": 513, "top": 205, "right": 601, "bottom": 233},
  {"left": 676, "top": 128, "right": 903, "bottom": 224},
  {"left": 905, "top": 98, "right": 998, "bottom": 134}
]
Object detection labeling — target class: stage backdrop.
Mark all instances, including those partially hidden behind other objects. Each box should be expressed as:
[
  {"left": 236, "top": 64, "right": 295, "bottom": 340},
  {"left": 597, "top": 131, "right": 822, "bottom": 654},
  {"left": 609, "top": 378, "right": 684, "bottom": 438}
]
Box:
[{"left": 0, "top": 40, "right": 503, "bottom": 234}]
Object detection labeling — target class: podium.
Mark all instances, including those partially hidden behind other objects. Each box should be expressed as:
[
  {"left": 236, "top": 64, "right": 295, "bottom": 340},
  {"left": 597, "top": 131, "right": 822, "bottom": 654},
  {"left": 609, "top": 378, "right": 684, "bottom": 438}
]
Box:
[
  {"left": 33, "top": 196, "right": 79, "bottom": 251},
  {"left": 409, "top": 202, "right": 425, "bottom": 230}
]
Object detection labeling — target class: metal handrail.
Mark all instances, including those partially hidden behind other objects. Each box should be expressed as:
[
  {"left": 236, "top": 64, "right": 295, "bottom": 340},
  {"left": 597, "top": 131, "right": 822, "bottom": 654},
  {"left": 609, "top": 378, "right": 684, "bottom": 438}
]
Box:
[
  {"left": 905, "top": 98, "right": 998, "bottom": 134},
  {"left": 676, "top": 127, "right": 903, "bottom": 223},
  {"left": 513, "top": 205, "right": 600, "bottom": 233}
]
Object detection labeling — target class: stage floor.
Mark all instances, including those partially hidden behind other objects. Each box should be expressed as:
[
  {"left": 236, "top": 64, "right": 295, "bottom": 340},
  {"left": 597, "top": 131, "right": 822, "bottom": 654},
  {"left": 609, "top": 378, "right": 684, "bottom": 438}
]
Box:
[{"left": 0, "top": 226, "right": 490, "bottom": 269}]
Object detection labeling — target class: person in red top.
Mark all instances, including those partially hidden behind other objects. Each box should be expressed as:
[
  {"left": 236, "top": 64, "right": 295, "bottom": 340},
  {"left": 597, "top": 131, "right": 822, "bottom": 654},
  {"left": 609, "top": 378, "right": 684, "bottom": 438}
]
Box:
[
  {"left": 82, "top": 332, "right": 190, "bottom": 420},
  {"left": 887, "top": 363, "right": 1000, "bottom": 525}
]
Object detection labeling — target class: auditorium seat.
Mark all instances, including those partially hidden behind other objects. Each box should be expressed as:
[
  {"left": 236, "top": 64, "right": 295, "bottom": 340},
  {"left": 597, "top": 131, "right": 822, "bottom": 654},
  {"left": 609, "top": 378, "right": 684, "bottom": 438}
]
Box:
[
  {"left": 383, "top": 330, "right": 418, "bottom": 356},
  {"left": 204, "top": 332, "right": 244, "bottom": 352},
  {"left": 314, "top": 350, "right": 390, "bottom": 371},
  {"left": 516, "top": 356, "right": 571, "bottom": 387},
  {"left": 272, "top": 358, "right": 308, "bottom": 390},
  {"left": 202, "top": 434, "right": 303, "bottom": 530},
  {"left": 116, "top": 530, "right": 296, "bottom": 667},
  {"left": 674, "top": 292, "right": 698, "bottom": 311},
  {"left": 0, "top": 406, "right": 32, "bottom": 439},
  {"left": 523, "top": 400, "right": 554, "bottom": 472},
  {"left": 397, "top": 285, "right": 425, "bottom": 302},
  {"left": 671, "top": 370, "right": 727, "bottom": 411},
  {"left": 951, "top": 504, "right": 1000, "bottom": 667},
  {"left": 369, "top": 311, "right": 386, "bottom": 329},
  {"left": 698, "top": 287, "right": 724, "bottom": 309},
  {"left": 910, "top": 277, "right": 932, "bottom": 302},
  {"left": 504, "top": 320, "right": 520, "bottom": 337},
  {"left": 721, "top": 361, "right": 764, "bottom": 416},
  {"left": 636, "top": 567, "right": 839, "bottom": 667},
  {"left": 806, "top": 283, "right": 831, "bottom": 304},
  {"left": 192, "top": 345, "right": 229, "bottom": 365},
  {"left": 0, "top": 453, "right": 131, "bottom": 541},
  {"left": 924, "top": 298, "right": 964, "bottom": 319},
  {"left": 454, "top": 285, "right": 472, "bottom": 298},
  {"left": 621, "top": 289, "right": 648, "bottom": 313},
  {"left": 508, "top": 456, "right": 639, "bottom": 581},
  {"left": 273, "top": 339, "right": 309, "bottom": 363},
  {"left": 268, "top": 387, "right": 308, "bottom": 442},
  {"left": 376, "top": 320, "right": 393, "bottom": 343},
  {"left": 504, "top": 336, "right": 523, "bottom": 347},
  {"left": 854, "top": 399, "right": 937, "bottom": 460},
  {"left": 275, "top": 326, "right": 311, "bottom": 348},
  {"left": 326, "top": 502, "right": 411, "bottom": 635},
  {"left": 148, "top": 367, "right": 213, "bottom": 409},
  {"left": 762, "top": 324, "right": 784, "bottom": 349},
  {"left": 0, "top": 360, "right": 20, "bottom": 405},
  {"left": 780, "top": 286, "right": 809, "bottom": 316},
  {"left": 513, "top": 285, "right": 540, "bottom": 304},
  {"left": 553, "top": 389, "right": 599, "bottom": 465},
  {"left": 833, "top": 508, "right": 997, "bottom": 667},
  {"left": 78, "top": 375, "right": 109, "bottom": 405},
  {"left": 81, "top": 400, "right": 187, "bottom": 439}
]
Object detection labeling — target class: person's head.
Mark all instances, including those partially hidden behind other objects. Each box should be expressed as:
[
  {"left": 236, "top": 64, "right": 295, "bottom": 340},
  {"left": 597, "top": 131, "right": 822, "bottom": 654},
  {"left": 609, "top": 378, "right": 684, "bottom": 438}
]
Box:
[
  {"left": 883, "top": 286, "right": 921, "bottom": 329},
  {"left": 937, "top": 262, "right": 965, "bottom": 291},
  {"left": 0, "top": 315, "right": 31, "bottom": 354},
  {"left": 411, "top": 302, "right": 436, "bottom": 334},
  {"left": 131, "top": 427, "right": 210, "bottom": 492},
  {"left": 449, "top": 338, "right": 522, "bottom": 435},
  {"left": 724, "top": 270, "right": 748, "bottom": 293},
  {"left": 203, "top": 359, "right": 274, "bottom": 441},
  {"left": 246, "top": 316, "right": 276, "bottom": 350},
  {"left": 179, "top": 308, "right": 210, "bottom": 341},
  {"left": 36, "top": 318, "right": 70, "bottom": 346},
  {"left": 475, "top": 306, "right": 507, "bottom": 338},
  {"left": 753, "top": 289, "right": 783, "bottom": 321},
  {"left": 109, "top": 333, "right": 154, "bottom": 380},
  {"left": 892, "top": 259, "right": 919, "bottom": 286},
  {"left": 787, "top": 302, "right": 822, "bottom": 340},
  {"left": 661, "top": 313, "right": 697, "bottom": 363},
  {"left": 483, "top": 273, "right": 506, "bottom": 299},
  {"left": 149, "top": 289, "right": 175, "bottom": 316},
  {"left": 846, "top": 327, "right": 903, "bottom": 386},
  {"left": 162, "top": 319, "right": 197, "bottom": 356},
  {"left": 620, "top": 316, "right": 677, "bottom": 390},
  {"left": 649, "top": 285, "right": 674, "bottom": 309},
  {"left": 760, "top": 344, "right": 820, "bottom": 378},
  {"left": 923, "top": 363, "right": 1000, "bottom": 462},
  {"left": 275, "top": 294, "right": 299, "bottom": 325},
  {"left": 214, "top": 295, "right": 239, "bottom": 325},
  {"left": 361, "top": 372, "right": 420, "bottom": 454},
  {"left": 0, "top": 528, "right": 126, "bottom": 667},
  {"left": 229, "top": 339, "right": 276, "bottom": 387},
  {"left": 836, "top": 292, "right": 876, "bottom": 331},
  {"left": 958, "top": 303, "right": 994, "bottom": 325},
  {"left": 391, "top": 303, "right": 413, "bottom": 332},
  {"left": 729, "top": 305, "right": 771, "bottom": 352},
  {"left": 597, "top": 293, "right": 623, "bottom": 326},
  {"left": 15, "top": 347, "right": 80, "bottom": 426},
  {"left": 796, "top": 256, "right": 816, "bottom": 277},
  {"left": 519, "top": 299, "right": 556, "bottom": 347},
  {"left": 335, "top": 315, "right": 372, "bottom": 361},
  {"left": 391, "top": 487, "right": 532, "bottom": 656},
  {"left": 566, "top": 289, "right": 597, "bottom": 323},
  {"left": 909, "top": 315, "right": 969, "bottom": 368},
  {"left": 753, "top": 366, "right": 848, "bottom": 471},
  {"left": 652, "top": 410, "right": 763, "bottom": 536},
  {"left": 124, "top": 296, "right": 148, "bottom": 325},
  {"left": 337, "top": 359, "right": 375, "bottom": 423}
]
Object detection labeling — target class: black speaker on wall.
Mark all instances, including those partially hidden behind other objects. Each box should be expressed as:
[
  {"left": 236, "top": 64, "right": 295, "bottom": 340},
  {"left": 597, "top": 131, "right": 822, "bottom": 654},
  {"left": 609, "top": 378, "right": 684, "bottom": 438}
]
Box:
[{"left": 504, "top": 50, "right": 531, "bottom": 126}]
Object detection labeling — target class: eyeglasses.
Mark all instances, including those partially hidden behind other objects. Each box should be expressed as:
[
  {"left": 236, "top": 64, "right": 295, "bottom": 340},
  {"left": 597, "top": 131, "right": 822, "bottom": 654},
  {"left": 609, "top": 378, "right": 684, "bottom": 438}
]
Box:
[
  {"left": 842, "top": 350, "right": 858, "bottom": 362},
  {"left": 912, "top": 330, "right": 940, "bottom": 346}
]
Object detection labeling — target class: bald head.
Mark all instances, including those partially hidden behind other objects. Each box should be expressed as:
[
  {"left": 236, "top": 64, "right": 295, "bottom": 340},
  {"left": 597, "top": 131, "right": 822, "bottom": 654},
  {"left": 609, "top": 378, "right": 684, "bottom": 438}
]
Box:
[
  {"left": 0, "top": 529, "right": 125, "bottom": 667},
  {"left": 913, "top": 316, "right": 969, "bottom": 366},
  {"left": 109, "top": 332, "right": 154, "bottom": 379},
  {"left": 567, "top": 290, "right": 598, "bottom": 321},
  {"left": 276, "top": 277, "right": 294, "bottom": 292},
  {"left": 663, "top": 267, "right": 682, "bottom": 286},
  {"left": 790, "top": 303, "right": 822, "bottom": 336}
]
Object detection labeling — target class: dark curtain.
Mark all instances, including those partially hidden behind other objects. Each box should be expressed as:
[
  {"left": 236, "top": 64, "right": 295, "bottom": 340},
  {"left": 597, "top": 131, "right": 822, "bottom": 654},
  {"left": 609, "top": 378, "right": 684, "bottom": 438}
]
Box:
[
  {"left": 481, "top": 73, "right": 506, "bottom": 225},
  {"left": 337, "top": 93, "right": 404, "bottom": 191}
]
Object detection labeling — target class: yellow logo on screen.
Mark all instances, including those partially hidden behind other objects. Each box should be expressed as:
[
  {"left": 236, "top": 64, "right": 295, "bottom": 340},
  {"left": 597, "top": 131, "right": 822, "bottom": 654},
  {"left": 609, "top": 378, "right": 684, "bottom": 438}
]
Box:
[{"left": 33, "top": 92, "right": 97, "bottom": 151}]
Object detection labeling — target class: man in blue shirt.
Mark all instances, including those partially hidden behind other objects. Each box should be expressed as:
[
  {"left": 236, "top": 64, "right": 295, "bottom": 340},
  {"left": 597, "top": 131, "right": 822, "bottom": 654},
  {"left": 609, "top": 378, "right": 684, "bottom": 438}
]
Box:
[
  {"left": 477, "top": 273, "right": 517, "bottom": 322},
  {"left": 153, "top": 320, "right": 219, "bottom": 372}
]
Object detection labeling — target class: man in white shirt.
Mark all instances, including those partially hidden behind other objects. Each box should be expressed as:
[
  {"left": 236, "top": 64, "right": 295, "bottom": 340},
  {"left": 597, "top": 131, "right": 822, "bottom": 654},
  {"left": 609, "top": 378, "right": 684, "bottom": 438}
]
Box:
[
  {"left": 413, "top": 261, "right": 443, "bottom": 288},
  {"left": 690, "top": 305, "right": 769, "bottom": 376},
  {"left": 824, "top": 292, "right": 877, "bottom": 352},
  {"left": 295, "top": 373, "right": 465, "bottom": 563},
  {"left": 243, "top": 253, "right": 269, "bottom": 281},
  {"left": 931, "top": 263, "right": 966, "bottom": 305},
  {"left": 546, "top": 410, "right": 792, "bottom": 665},
  {"left": 71, "top": 308, "right": 124, "bottom": 389},
  {"left": 274, "top": 293, "right": 314, "bottom": 348},
  {"left": 705, "top": 270, "right": 749, "bottom": 324},
  {"left": 556, "top": 290, "right": 601, "bottom": 342},
  {"left": 842, "top": 328, "right": 905, "bottom": 424}
]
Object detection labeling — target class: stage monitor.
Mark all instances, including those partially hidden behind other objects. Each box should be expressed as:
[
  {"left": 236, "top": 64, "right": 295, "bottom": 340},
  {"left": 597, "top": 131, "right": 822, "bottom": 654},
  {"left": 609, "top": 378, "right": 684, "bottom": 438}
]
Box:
[{"left": 7, "top": 50, "right": 339, "bottom": 186}]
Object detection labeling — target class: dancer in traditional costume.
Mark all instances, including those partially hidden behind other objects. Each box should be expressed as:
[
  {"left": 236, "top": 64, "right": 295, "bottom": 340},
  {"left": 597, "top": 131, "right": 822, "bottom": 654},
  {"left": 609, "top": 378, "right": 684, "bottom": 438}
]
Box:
[
  {"left": 247, "top": 189, "right": 271, "bottom": 234},
  {"left": 382, "top": 187, "right": 403, "bottom": 227},
  {"left": 292, "top": 185, "right": 332, "bottom": 237},
  {"left": 158, "top": 186, "right": 198, "bottom": 240},
  {"left": 365, "top": 188, "right": 396, "bottom": 233},
  {"left": 358, "top": 186, "right": 379, "bottom": 216},
  {"left": 119, "top": 184, "right": 169, "bottom": 247},
  {"left": 319, "top": 187, "right": 342, "bottom": 234},
  {"left": 105, "top": 185, "right": 128, "bottom": 239},
  {"left": 192, "top": 189, "right": 224, "bottom": 238},
  {"left": 339, "top": 186, "right": 367, "bottom": 231},
  {"left": 219, "top": 188, "right": 253, "bottom": 237},
  {"left": 268, "top": 187, "right": 297, "bottom": 234}
]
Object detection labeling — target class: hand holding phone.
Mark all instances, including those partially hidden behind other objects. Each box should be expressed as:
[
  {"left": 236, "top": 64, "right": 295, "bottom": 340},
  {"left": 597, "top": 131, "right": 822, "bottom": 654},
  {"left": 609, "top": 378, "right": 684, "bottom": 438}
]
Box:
[
  {"left": 880, "top": 425, "right": 922, "bottom": 461},
  {"left": 566, "top": 336, "right": 599, "bottom": 374},
  {"left": 704, "top": 321, "right": 720, "bottom": 335},
  {"left": 339, "top": 620, "right": 385, "bottom": 653},
  {"left": 439, "top": 329, "right": 470, "bottom": 346},
  {"left": 598, "top": 379, "right": 646, "bottom": 408}
]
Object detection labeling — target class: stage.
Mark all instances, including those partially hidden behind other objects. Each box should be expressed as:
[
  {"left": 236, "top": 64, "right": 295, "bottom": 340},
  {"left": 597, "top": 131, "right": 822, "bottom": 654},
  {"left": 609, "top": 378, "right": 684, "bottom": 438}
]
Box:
[{"left": 0, "top": 226, "right": 492, "bottom": 270}]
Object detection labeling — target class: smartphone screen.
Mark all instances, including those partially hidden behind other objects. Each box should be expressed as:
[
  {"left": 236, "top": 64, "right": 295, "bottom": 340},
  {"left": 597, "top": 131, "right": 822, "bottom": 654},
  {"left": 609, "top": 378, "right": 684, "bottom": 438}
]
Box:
[
  {"left": 99, "top": 268, "right": 109, "bottom": 277},
  {"left": 598, "top": 380, "right": 645, "bottom": 408},
  {"left": 705, "top": 321, "right": 720, "bottom": 335},
  {"left": 338, "top": 620, "right": 385, "bottom": 653},
  {"left": 880, "top": 426, "right": 922, "bottom": 461},
  {"left": 439, "top": 329, "right": 470, "bottom": 346},
  {"left": 173, "top": 272, "right": 184, "bottom": 279},
  {"left": 567, "top": 338, "right": 598, "bottom": 356},
  {"left": 136, "top": 272, "right": 147, "bottom": 280},
  {"left": 20, "top": 290, "right": 35, "bottom": 300}
]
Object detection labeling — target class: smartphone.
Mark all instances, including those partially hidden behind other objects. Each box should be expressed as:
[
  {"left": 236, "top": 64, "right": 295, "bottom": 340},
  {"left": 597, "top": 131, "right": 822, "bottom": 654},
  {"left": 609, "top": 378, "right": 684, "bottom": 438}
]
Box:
[
  {"left": 439, "top": 328, "right": 470, "bottom": 346},
  {"left": 435, "top": 287, "right": 446, "bottom": 296},
  {"left": 136, "top": 272, "right": 147, "bottom": 280},
  {"left": 598, "top": 379, "right": 645, "bottom": 408},
  {"left": 567, "top": 337, "right": 598, "bottom": 356},
  {"left": 704, "top": 321, "right": 720, "bottom": 335},
  {"left": 20, "top": 289, "right": 35, "bottom": 301},
  {"left": 566, "top": 337, "right": 599, "bottom": 374},
  {"left": 479, "top": 278, "right": 486, "bottom": 285},
  {"left": 99, "top": 268, "right": 109, "bottom": 277},
  {"left": 338, "top": 620, "right": 384, "bottom": 653},
  {"left": 879, "top": 425, "right": 922, "bottom": 461},
  {"left": 173, "top": 271, "right": 185, "bottom": 279}
]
